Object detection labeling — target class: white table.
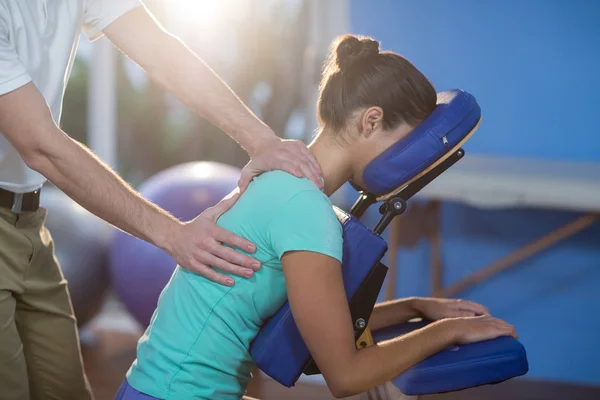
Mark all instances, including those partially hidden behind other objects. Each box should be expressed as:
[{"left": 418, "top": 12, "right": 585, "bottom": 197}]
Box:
[
  {"left": 416, "top": 155, "right": 600, "bottom": 212},
  {"left": 400, "top": 154, "right": 600, "bottom": 297}
]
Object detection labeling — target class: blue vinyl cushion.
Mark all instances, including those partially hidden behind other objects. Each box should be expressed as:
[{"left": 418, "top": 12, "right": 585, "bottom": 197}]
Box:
[
  {"left": 250, "top": 207, "right": 388, "bottom": 387},
  {"left": 363, "top": 89, "right": 481, "bottom": 196},
  {"left": 373, "top": 321, "right": 529, "bottom": 395}
]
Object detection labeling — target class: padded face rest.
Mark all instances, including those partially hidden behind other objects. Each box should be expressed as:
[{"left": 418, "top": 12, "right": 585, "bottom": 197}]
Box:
[
  {"left": 373, "top": 321, "right": 529, "bottom": 395},
  {"left": 250, "top": 206, "right": 388, "bottom": 387},
  {"left": 363, "top": 89, "right": 481, "bottom": 196}
]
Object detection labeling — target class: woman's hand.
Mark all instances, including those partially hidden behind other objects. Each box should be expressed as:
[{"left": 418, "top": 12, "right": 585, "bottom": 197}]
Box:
[
  {"left": 414, "top": 297, "right": 490, "bottom": 320},
  {"left": 440, "top": 315, "right": 518, "bottom": 345},
  {"left": 238, "top": 137, "right": 323, "bottom": 192}
]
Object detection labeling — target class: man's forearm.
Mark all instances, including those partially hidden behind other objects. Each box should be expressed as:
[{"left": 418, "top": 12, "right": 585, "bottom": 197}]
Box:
[
  {"left": 105, "top": 8, "right": 276, "bottom": 154},
  {"left": 29, "top": 130, "right": 179, "bottom": 252}
]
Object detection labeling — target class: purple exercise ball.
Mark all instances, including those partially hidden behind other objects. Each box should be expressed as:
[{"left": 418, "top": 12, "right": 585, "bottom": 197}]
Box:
[{"left": 108, "top": 161, "right": 241, "bottom": 327}]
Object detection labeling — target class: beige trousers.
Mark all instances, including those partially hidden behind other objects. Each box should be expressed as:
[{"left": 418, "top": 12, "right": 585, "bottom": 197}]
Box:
[{"left": 0, "top": 207, "right": 93, "bottom": 400}]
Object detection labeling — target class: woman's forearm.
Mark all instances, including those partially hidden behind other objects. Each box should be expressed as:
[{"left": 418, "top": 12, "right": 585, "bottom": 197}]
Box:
[
  {"left": 336, "top": 320, "right": 455, "bottom": 397},
  {"left": 369, "top": 297, "right": 422, "bottom": 331}
]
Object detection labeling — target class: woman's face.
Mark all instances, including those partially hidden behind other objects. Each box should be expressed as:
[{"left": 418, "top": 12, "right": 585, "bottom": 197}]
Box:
[{"left": 345, "top": 107, "right": 414, "bottom": 190}]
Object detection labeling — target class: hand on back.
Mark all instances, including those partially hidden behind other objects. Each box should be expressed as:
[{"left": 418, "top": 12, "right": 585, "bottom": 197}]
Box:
[
  {"left": 168, "top": 190, "right": 261, "bottom": 286},
  {"left": 170, "top": 137, "right": 323, "bottom": 286}
]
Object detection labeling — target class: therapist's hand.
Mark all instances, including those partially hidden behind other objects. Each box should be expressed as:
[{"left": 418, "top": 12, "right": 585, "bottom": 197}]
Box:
[
  {"left": 169, "top": 190, "right": 260, "bottom": 286},
  {"left": 238, "top": 137, "right": 323, "bottom": 192},
  {"left": 414, "top": 297, "right": 490, "bottom": 321}
]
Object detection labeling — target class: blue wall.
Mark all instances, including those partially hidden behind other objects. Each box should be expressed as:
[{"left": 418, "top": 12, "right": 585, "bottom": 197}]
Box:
[
  {"left": 351, "top": 0, "right": 600, "bottom": 162},
  {"left": 350, "top": 0, "right": 600, "bottom": 386}
]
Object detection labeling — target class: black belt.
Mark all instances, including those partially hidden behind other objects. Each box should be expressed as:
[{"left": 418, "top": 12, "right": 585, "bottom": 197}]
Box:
[{"left": 0, "top": 188, "right": 40, "bottom": 213}]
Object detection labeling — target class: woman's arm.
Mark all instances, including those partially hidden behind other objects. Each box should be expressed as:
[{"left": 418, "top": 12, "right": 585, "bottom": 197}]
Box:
[
  {"left": 368, "top": 298, "right": 422, "bottom": 331},
  {"left": 369, "top": 297, "right": 491, "bottom": 331},
  {"left": 282, "top": 251, "right": 517, "bottom": 398}
]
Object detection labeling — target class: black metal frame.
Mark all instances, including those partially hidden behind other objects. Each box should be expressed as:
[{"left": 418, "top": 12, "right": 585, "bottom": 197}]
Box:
[{"left": 303, "top": 148, "right": 465, "bottom": 376}]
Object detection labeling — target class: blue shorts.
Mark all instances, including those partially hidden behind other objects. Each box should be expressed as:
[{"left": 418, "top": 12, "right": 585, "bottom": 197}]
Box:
[{"left": 115, "top": 379, "right": 161, "bottom": 400}]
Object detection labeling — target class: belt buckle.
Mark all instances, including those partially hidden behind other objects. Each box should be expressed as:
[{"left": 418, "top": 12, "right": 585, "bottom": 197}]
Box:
[{"left": 11, "top": 193, "right": 24, "bottom": 213}]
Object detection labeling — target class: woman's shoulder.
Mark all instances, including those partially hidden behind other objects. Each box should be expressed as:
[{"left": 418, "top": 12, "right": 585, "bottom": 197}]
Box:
[
  {"left": 238, "top": 171, "right": 338, "bottom": 230},
  {"left": 249, "top": 170, "right": 327, "bottom": 203},
  {"left": 253, "top": 170, "right": 321, "bottom": 190}
]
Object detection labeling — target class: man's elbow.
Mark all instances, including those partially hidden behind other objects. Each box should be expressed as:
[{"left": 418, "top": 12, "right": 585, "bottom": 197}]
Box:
[
  {"left": 21, "top": 142, "right": 50, "bottom": 172},
  {"left": 19, "top": 128, "right": 65, "bottom": 173}
]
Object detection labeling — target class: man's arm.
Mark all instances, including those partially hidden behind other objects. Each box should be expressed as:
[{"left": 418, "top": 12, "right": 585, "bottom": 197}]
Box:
[
  {"left": 282, "top": 251, "right": 517, "bottom": 398},
  {"left": 0, "top": 83, "right": 258, "bottom": 285},
  {"left": 102, "top": 7, "right": 322, "bottom": 191}
]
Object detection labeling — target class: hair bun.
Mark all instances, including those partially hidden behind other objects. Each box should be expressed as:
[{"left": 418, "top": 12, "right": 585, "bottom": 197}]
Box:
[{"left": 335, "top": 35, "right": 380, "bottom": 69}]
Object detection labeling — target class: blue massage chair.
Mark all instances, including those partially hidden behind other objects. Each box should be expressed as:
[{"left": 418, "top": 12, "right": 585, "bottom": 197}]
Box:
[{"left": 250, "top": 90, "right": 529, "bottom": 397}]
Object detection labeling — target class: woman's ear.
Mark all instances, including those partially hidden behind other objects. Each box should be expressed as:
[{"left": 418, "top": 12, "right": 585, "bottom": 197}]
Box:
[{"left": 359, "top": 106, "right": 384, "bottom": 138}]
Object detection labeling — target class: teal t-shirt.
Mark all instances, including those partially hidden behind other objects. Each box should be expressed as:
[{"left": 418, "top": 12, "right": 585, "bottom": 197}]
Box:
[{"left": 126, "top": 171, "right": 343, "bottom": 399}]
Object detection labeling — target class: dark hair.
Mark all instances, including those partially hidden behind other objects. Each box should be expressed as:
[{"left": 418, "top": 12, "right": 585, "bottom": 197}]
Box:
[{"left": 317, "top": 34, "right": 436, "bottom": 132}]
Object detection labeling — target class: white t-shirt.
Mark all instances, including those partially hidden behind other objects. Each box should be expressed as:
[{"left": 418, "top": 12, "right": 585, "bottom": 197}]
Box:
[{"left": 0, "top": 0, "right": 140, "bottom": 193}]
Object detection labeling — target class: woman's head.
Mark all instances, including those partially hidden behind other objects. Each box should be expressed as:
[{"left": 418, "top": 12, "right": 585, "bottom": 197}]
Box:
[{"left": 315, "top": 34, "right": 436, "bottom": 189}]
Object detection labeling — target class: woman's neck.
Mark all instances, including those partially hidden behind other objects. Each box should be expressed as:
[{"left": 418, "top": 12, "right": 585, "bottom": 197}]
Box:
[{"left": 308, "top": 131, "right": 353, "bottom": 196}]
